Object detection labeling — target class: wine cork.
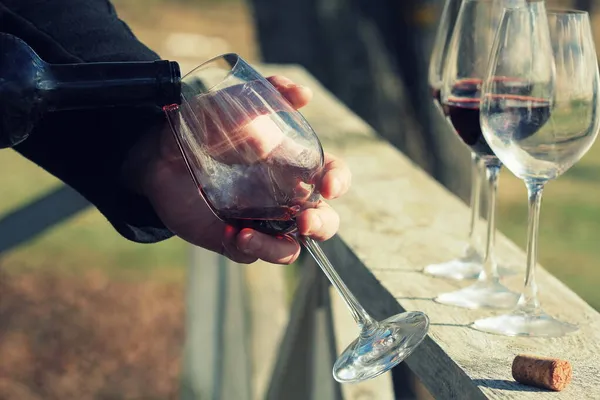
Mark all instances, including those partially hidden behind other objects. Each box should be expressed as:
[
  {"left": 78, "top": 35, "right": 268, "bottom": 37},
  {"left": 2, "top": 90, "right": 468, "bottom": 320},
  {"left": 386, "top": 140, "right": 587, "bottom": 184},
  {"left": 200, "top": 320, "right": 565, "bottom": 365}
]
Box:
[{"left": 512, "top": 354, "right": 572, "bottom": 391}]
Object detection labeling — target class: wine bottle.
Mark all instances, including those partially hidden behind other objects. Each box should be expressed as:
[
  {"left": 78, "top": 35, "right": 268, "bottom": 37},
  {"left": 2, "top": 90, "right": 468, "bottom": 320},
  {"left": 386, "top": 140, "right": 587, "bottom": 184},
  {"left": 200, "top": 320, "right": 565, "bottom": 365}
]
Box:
[{"left": 0, "top": 33, "right": 182, "bottom": 149}]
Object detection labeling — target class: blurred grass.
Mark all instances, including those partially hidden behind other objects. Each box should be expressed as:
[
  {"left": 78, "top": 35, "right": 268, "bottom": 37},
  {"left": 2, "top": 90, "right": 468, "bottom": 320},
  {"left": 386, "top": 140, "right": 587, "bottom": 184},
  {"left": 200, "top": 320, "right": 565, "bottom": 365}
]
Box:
[
  {"left": 497, "top": 141, "right": 600, "bottom": 310},
  {"left": 0, "top": 151, "right": 186, "bottom": 282}
]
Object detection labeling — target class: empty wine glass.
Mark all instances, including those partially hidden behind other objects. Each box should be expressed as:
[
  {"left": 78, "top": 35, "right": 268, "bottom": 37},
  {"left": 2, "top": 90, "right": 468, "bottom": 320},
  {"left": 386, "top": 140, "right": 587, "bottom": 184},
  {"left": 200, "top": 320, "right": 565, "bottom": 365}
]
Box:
[
  {"left": 475, "top": 6, "right": 600, "bottom": 336},
  {"left": 164, "top": 54, "right": 429, "bottom": 381},
  {"left": 426, "top": 0, "right": 487, "bottom": 281},
  {"left": 435, "top": 0, "right": 523, "bottom": 309}
]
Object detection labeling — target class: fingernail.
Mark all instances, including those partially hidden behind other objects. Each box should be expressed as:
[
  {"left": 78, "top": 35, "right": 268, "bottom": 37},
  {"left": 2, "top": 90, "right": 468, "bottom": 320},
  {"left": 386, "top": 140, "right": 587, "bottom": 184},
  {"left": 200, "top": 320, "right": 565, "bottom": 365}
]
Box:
[{"left": 241, "top": 232, "right": 262, "bottom": 254}]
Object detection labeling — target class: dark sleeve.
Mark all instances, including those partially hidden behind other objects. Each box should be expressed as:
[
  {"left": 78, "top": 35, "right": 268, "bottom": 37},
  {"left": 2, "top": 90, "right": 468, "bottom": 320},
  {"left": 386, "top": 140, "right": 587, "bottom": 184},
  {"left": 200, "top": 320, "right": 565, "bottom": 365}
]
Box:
[{"left": 0, "top": 0, "right": 174, "bottom": 243}]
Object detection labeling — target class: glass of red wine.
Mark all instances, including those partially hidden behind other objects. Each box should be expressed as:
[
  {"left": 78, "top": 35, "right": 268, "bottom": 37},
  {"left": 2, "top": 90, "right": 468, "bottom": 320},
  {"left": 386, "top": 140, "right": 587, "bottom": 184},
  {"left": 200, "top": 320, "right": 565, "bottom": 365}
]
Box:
[
  {"left": 474, "top": 6, "right": 600, "bottom": 336},
  {"left": 429, "top": 0, "right": 462, "bottom": 115},
  {"left": 164, "top": 54, "right": 429, "bottom": 381},
  {"left": 426, "top": 0, "right": 486, "bottom": 280},
  {"left": 435, "top": 0, "right": 524, "bottom": 309}
]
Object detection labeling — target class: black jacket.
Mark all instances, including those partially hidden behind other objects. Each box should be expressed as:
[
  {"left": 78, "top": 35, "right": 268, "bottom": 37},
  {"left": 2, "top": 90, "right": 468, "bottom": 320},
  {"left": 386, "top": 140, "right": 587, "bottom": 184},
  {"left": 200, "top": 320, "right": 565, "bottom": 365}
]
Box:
[{"left": 0, "top": 0, "right": 173, "bottom": 243}]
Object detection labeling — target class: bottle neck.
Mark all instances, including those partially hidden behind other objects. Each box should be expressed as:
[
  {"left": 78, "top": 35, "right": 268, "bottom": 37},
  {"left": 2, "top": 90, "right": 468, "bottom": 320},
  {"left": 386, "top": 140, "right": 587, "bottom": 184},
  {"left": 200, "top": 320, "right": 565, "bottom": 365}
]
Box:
[{"left": 40, "top": 60, "right": 181, "bottom": 110}]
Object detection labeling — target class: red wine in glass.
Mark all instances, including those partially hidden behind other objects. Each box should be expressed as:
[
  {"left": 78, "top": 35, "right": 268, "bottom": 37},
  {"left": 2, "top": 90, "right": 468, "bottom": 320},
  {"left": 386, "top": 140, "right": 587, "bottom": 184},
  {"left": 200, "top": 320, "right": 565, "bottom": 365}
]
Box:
[
  {"left": 217, "top": 206, "right": 298, "bottom": 235},
  {"left": 483, "top": 95, "right": 551, "bottom": 141},
  {"left": 445, "top": 78, "right": 544, "bottom": 156},
  {"left": 197, "top": 153, "right": 319, "bottom": 236}
]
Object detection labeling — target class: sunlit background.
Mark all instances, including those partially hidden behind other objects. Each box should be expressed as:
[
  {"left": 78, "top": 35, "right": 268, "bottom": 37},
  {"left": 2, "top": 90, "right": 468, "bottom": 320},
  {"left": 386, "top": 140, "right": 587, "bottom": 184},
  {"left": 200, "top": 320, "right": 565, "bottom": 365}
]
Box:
[{"left": 1, "top": 0, "right": 599, "bottom": 398}]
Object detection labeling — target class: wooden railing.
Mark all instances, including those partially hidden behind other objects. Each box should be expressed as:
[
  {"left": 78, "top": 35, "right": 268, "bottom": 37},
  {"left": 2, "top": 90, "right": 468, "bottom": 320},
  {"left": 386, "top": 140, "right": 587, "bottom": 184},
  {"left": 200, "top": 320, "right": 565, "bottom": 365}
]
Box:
[
  {"left": 182, "top": 64, "right": 600, "bottom": 400},
  {"left": 1, "top": 60, "right": 597, "bottom": 399}
]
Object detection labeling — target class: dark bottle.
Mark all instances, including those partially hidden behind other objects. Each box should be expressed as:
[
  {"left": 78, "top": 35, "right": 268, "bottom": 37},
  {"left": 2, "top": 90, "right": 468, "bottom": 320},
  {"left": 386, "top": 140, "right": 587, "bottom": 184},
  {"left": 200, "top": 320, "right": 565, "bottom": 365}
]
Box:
[{"left": 0, "top": 33, "right": 182, "bottom": 149}]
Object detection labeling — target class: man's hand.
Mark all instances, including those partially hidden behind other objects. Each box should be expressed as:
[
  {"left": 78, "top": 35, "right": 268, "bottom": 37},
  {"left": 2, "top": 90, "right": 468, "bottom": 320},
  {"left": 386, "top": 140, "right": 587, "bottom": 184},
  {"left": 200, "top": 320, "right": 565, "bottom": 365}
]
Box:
[{"left": 131, "top": 76, "right": 351, "bottom": 265}]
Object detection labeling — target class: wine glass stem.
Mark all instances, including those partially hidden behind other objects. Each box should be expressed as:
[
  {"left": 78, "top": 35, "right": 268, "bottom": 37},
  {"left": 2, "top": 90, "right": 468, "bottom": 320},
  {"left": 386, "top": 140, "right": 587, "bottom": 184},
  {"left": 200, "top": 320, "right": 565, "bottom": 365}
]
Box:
[
  {"left": 300, "top": 236, "right": 377, "bottom": 331},
  {"left": 479, "top": 163, "right": 501, "bottom": 282},
  {"left": 467, "top": 153, "right": 483, "bottom": 251},
  {"left": 516, "top": 181, "right": 545, "bottom": 313}
]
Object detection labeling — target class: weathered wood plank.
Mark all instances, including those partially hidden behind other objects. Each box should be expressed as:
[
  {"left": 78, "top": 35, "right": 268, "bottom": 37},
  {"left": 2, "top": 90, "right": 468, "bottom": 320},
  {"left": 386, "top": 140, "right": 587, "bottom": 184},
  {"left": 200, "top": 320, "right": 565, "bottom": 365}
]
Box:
[
  {"left": 265, "top": 260, "right": 319, "bottom": 400},
  {"left": 244, "top": 261, "right": 290, "bottom": 400},
  {"left": 246, "top": 259, "right": 346, "bottom": 400},
  {"left": 220, "top": 260, "right": 252, "bottom": 400},
  {"left": 180, "top": 247, "right": 225, "bottom": 400},
  {"left": 180, "top": 248, "right": 251, "bottom": 400},
  {"left": 309, "top": 258, "right": 345, "bottom": 400},
  {"left": 257, "top": 64, "right": 600, "bottom": 399}
]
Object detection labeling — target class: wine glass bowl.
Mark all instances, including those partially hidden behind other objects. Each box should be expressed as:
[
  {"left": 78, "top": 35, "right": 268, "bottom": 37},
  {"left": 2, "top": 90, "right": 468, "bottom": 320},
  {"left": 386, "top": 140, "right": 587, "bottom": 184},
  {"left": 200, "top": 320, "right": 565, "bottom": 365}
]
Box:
[
  {"left": 441, "top": 0, "right": 528, "bottom": 161},
  {"left": 482, "top": 11, "right": 599, "bottom": 182},
  {"left": 166, "top": 55, "right": 324, "bottom": 234},
  {"left": 165, "top": 53, "right": 430, "bottom": 381},
  {"left": 475, "top": 6, "right": 600, "bottom": 337}
]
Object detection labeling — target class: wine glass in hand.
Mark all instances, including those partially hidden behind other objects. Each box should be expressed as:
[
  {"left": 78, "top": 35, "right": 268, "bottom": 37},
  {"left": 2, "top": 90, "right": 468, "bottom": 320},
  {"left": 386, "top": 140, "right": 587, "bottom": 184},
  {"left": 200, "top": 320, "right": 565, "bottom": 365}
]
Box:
[
  {"left": 426, "top": 0, "right": 486, "bottom": 280},
  {"left": 165, "top": 54, "right": 430, "bottom": 380},
  {"left": 474, "top": 7, "right": 600, "bottom": 336},
  {"left": 435, "top": 0, "right": 523, "bottom": 309}
]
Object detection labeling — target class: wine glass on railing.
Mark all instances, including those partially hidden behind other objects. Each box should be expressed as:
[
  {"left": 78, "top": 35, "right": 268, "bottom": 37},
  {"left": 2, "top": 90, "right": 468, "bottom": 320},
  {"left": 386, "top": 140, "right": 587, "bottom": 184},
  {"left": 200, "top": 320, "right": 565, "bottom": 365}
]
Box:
[
  {"left": 474, "top": 6, "right": 600, "bottom": 336},
  {"left": 164, "top": 54, "right": 429, "bottom": 381},
  {"left": 435, "top": 0, "right": 524, "bottom": 309},
  {"left": 429, "top": 0, "right": 463, "bottom": 115},
  {"left": 426, "top": 0, "right": 486, "bottom": 280}
]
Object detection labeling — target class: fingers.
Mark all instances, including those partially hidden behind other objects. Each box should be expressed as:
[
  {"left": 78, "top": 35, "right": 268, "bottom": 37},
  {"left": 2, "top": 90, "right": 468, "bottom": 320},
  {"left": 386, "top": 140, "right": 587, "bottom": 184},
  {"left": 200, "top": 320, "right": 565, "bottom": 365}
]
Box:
[
  {"left": 267, "top": 76, "right": 313, "bottom": 109},
  {"left": 182, "top": 75, "right": 313, "bottom": 166},
  {"left": 296, "top": 200, "right": 340, "bottom": 241},
  {"left": 218, "top": 225, "right": 259, "bottom": 264},
  {"left": 222, "top": 198, "right": 341, "bottom": 264},
  {"left": 234, "top": 229, "right": 301, "bottom": 265},
  {"left": 216, "top": 152, "right": 350, "bottom": 263},
  {"left": 318, "top": 153, "right": 352, "bottom": 199}
]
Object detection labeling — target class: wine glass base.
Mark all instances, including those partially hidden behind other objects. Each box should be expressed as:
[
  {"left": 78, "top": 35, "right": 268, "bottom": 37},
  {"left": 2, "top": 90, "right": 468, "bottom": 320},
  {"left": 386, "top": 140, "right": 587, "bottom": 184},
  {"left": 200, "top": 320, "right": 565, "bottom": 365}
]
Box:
[
  {"left": 472, "top": 311, "right": 579, "bottom": 337},
  {"left": 424, "top": 255, "right": 517, "bottom": 281},
  {"left": 424, "top": 259, "right": 483, "bottom": 280},
  {"left": 333, "top": 311, "right": 429, "bottom": 383},
  {"left": 434, "top": 281, "right": 519, "bottom": 309}
]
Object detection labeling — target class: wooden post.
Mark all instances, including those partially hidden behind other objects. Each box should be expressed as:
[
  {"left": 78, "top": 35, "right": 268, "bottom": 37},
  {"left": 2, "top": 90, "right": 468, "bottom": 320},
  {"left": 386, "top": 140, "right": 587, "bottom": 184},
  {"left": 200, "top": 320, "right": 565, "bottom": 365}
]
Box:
[
  {"left": 180, "top": 247, "right": 226, "bottom": 400},
  {"left": 310, "top": 259, "right": 344, "bottom": 400},
  {"left": 264, "top": 258, "right": 343, "bottom": 400},
  {"left": 180, "top": 247, "right": 251, "bottom": 400},
  {"left": 244, "top": 261, "right": 290, "bottom": 400},
  {"left": 265, "top": 260, "right": 318, "bottom": 400}
]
